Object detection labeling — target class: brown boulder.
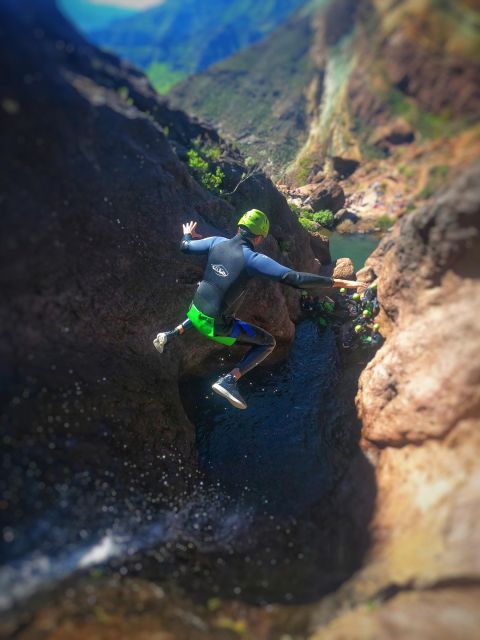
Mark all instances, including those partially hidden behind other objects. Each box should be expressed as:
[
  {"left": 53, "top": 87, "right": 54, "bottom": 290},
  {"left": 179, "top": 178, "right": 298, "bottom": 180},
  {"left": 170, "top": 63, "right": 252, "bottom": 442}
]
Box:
[
  {"left": 309, "top": 232, "right": 331, "bottom": 264},
  {"left": 319, "top": 257, "right": 356, "bottom": 280},
  {"left": 305, "top": 179, "right": 346, "bottom": 212},
  {"left": 334, "top": 208, "right": 359, "bottom": 225},
  {"left": 356, "top": 265, "right": 376, "bottom": 283}
]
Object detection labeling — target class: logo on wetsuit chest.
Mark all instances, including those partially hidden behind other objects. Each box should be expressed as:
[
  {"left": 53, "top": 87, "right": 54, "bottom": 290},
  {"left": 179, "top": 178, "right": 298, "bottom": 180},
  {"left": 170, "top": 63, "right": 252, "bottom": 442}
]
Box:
[{"left": 212, "top": 264, "right": 229, "bottom": 277}]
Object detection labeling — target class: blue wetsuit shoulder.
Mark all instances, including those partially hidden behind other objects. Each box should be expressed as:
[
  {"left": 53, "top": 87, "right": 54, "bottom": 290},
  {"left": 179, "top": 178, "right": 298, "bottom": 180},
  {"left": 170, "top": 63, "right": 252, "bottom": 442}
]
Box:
[
  {"left": 243, "top": 246, "right": 292, "bottom": 281},
  {"left": 181, "top": 235, "right": 227, "bottom": 254}
]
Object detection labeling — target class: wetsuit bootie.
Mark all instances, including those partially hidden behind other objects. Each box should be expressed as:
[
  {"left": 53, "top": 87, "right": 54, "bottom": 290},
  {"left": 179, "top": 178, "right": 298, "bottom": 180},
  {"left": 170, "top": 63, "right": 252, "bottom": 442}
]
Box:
[{"left": 212, "top": 374, "right": 247, "bottom": 410}]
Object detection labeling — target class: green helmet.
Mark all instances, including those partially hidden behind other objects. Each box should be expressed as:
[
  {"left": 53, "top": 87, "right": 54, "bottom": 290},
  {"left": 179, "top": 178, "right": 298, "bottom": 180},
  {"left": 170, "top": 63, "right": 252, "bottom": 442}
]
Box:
[{"left": 238, "top": 209, "right": 270, "bottom": 237}]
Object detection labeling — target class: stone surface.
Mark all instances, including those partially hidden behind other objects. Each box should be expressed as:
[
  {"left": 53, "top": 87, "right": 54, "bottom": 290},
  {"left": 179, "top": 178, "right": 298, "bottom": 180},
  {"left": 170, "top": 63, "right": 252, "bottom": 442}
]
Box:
[
  {"left": 312, "top": 588, "right": 480, "bottom": 640},
  {"left": 319, "top": 257, "right": 356, "bottom": 280},
  {"left": 0, "top": 0, "right": 319, "bottom": 529},
  {"left": 305, "top": 179, "right": 346, "bottom": 212},
  {"left": 333, "top": 208, "right": 359, "bottom": 225},
  {"left": 355, "top": 265, "right": 376, "bottom": 284},
  {"left": 307, "top": 164, "right": 480, "bottom": 637},
  {"left": 309, "top": 232, "right": 331, "bottom": 264}
]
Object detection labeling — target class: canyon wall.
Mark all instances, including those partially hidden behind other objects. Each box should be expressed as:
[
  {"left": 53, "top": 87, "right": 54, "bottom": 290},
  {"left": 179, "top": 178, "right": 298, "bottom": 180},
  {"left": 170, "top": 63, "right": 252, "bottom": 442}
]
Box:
[
  {"left": 0, "top": 0, "right": 320, "bottom": 520},
  {"left": 307, "top": 164, "right": 480, "bottom": 639}
]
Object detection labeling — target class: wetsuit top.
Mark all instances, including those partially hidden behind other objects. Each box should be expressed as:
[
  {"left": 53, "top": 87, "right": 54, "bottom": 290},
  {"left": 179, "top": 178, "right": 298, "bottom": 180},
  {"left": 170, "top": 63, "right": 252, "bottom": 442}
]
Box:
[{"left": 181, "top": 233, "right": 334, "bottom": 318}]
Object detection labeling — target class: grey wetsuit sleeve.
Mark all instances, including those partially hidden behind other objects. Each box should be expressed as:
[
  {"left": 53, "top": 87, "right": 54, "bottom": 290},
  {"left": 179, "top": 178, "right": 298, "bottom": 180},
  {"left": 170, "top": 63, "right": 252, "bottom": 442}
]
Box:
[
  {"left": 244, "top": 250, "right": 292, "bottom": 281},
  {"left": 281, "top": 271, "right": 334, "bottom": 289},
  {"left": 180, "top": 235, "right": 227, "bottom": 254}
]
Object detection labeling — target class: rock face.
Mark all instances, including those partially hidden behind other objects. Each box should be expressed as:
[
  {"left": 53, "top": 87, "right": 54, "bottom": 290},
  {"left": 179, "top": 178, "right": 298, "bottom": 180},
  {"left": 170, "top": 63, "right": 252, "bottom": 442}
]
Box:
[
  {"left": 308, "top": 164, "right": 480, "bottom": 637},
  {"left": 0, "top": 0, "right": 319, "bottom": 526},
  {"left": 319, "top": 257, "right": 355, "bottom": 281},
  {"left": 304, "top": 179, "right": 346, "bottom": 213}
]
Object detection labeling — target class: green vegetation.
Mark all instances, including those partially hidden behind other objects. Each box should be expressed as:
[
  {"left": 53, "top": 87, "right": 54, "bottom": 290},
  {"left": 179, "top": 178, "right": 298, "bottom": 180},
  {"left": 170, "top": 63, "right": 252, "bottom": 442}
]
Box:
[
  {"left": 168, "top": 13, "right": 316, "bottom": 176},
  {"left": 398, "top": 163, "right": 414, "bottom": 179},
  {"left": 312, "top": 209, "right": 334, "bottom": 228},
  {"left": 89, "top": 0, "right": 307, "bottom": 78},
  {"left": 288, "top": 201, "right": 303, "bottom": 216},
  {"left": 376, "top": 214, "right": 394, "bottom": 230},
  {"left": 146, "top": 62, "right": 186, "bottom": 94},
  {"left": 117, "top": 86, "right": 134, "bottom": 106},
  {"left": 187, "top": 149, "right": 225, "bottom": 193},
  {"left": 296, "top": 155, "right": 315, "bottom": 184},
  {"left": 298, "top": 208, "right": 334, "bottom": 229},
  {"left": 192, "top": 136, "right": 222, "bottom": 161},
  {"left": 418, "top": 164, "right": 450, "bottom": 200},
  {"left": 278, "top": 239, "right": 290, "bottom": 253},
  {"left": 299, "top": 217, "right": 318, "bottom": 233}
]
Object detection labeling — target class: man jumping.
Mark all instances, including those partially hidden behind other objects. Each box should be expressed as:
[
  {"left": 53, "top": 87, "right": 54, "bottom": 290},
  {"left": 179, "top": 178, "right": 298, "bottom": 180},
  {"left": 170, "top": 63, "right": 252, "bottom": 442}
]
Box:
[{"left": 154, "top": 209, "right": 366, "bottom": 409}]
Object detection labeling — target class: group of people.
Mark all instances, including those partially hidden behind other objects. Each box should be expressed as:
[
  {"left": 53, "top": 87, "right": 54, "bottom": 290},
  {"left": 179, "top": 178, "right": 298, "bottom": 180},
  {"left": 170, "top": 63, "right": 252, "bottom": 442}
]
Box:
[
  {"left": 338, "top": 283, "right": 383, "bottom": 350},
  {"left": 154, "top": 209, "right": 368, "bottom": 410}
]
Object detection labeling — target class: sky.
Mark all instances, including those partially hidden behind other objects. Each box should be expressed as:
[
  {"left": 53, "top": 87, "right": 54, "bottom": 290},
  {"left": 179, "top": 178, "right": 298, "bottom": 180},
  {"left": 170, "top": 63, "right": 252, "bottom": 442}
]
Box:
[{"left": 89, "top": 0, "right": 164, "bottom": 7}]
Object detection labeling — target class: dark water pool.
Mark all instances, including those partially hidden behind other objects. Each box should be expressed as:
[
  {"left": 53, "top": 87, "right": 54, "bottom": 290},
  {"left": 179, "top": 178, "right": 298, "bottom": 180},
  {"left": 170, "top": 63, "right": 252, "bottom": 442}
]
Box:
[{"left": 180, "top": 322, "right": 340, "bottom": 515}]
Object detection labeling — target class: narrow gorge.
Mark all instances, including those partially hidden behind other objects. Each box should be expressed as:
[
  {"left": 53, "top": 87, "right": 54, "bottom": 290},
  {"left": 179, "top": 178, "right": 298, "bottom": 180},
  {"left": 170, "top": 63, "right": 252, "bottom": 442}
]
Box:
[{"left": 1, "top": 1, "right": 479, "bottom": 639}]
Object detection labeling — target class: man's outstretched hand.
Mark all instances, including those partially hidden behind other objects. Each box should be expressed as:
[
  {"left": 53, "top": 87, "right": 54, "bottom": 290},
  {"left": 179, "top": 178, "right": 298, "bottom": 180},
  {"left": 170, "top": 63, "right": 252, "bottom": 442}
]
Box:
[
  {"left": 333, "top": 279, "right": 369, "bottom": 289},
  {"left": 182, "top": 220, "right": 203, "bottom": 238}
]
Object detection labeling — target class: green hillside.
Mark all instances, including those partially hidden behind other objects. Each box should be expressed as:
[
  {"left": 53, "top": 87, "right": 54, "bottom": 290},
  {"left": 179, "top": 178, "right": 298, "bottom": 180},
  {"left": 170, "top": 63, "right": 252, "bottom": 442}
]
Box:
[
  {"left": 169, "top": 13, "right": 317, "bottom": 171},
  {"left": 88, "top": 0, "right": 309, "bottom": 92}
]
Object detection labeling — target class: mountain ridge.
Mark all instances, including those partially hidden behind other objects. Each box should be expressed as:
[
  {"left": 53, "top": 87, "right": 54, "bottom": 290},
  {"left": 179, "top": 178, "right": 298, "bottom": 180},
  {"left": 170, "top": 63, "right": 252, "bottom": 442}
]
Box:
[{"left": 87, "top": 0, "right": 309, "bottom": 92}]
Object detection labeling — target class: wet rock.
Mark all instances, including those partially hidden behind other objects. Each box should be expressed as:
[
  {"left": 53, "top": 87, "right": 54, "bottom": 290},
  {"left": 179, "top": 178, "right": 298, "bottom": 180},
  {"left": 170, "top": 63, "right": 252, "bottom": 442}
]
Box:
[
  {"left": 305, "top": 179, "right": 346, "bottom": 213},
  {"left": 0, "top": 0, "right": 319, "bottom": 521}
]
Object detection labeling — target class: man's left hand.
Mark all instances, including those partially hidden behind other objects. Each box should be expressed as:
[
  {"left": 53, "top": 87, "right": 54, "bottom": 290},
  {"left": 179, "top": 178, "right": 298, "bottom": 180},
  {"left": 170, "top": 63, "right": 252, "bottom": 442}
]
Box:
[{"left": 182, "top": 220, "right": 203, "bottom": 238}]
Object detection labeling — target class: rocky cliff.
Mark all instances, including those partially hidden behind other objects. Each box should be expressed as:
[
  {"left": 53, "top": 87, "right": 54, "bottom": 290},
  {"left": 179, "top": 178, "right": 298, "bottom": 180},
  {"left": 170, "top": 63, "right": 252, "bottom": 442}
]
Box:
[
  {"left": 306, "top": 163, "right": 480, "bottom": 639},
  {"left": 0, "top": 0, "right": 321, "bottom": 532}
]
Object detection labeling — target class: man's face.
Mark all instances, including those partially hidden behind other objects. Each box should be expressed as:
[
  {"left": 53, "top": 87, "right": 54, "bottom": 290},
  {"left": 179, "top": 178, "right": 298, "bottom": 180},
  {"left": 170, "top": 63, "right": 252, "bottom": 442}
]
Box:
[{"left": 253, "top": 235, "right": 265, "bottom": 247}]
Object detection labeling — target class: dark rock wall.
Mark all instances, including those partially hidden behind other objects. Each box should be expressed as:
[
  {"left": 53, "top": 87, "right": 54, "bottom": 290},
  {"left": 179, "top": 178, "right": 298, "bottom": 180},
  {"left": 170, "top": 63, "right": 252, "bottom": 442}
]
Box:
[{"left": 0, "top": 0, "right": 320, "bottom": 505}]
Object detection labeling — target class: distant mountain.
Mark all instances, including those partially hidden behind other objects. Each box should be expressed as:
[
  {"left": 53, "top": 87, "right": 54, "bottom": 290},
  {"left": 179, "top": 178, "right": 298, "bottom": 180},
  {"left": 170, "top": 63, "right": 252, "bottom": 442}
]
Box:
[
  {"left": 58, "top": 0, "right": 136, "bottom": 32},
  {"left": 169, "top": 0, "right": 480, "bottom": 180},
  {"left": 88, "top": 0, "right": 309, "bottom": 92}
]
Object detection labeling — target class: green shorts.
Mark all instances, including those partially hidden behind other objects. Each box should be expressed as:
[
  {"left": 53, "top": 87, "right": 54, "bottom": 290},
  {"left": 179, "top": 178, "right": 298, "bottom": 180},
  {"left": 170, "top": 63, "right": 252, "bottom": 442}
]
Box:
[{"left": 186, "top": 303, "right": 236, "bottom": 346}]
